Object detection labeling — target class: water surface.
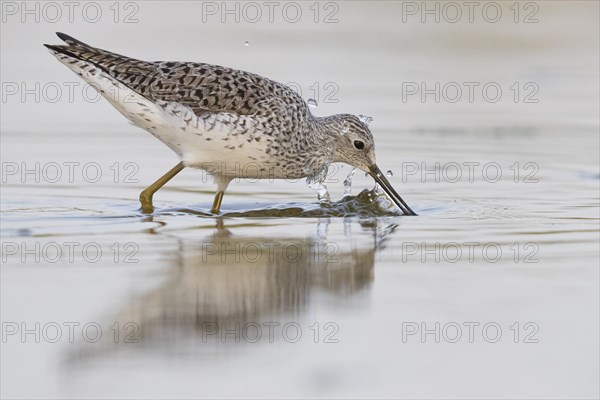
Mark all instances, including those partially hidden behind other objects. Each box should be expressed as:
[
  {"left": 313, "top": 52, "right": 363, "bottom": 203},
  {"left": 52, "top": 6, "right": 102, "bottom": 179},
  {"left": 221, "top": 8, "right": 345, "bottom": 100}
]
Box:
[{"left": 1, "top": 1, "right": 599, "bottom": 398}]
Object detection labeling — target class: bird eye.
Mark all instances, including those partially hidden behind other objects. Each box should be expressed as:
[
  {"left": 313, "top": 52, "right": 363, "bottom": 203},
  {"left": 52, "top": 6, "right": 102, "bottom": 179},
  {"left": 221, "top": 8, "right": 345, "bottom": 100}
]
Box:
[{"left": 353, "top": 140, "right": 365, "bottom": 150}]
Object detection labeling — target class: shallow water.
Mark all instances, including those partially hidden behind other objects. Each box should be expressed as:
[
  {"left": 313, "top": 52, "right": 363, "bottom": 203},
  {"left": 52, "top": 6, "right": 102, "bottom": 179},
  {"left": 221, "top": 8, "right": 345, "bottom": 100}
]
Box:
[{"left": 1, "top": 1, "right": 599, "bottom": 399}]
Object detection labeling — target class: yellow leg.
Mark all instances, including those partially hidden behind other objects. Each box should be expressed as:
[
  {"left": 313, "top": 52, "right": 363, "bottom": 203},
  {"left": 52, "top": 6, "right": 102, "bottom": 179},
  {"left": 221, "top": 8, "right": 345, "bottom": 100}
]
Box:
[
  {"left": 140, "top": 162, "right": 185, "bottom": 213},
  {"left": 211, "top": 191, "right": 225, "bottom": 214}
]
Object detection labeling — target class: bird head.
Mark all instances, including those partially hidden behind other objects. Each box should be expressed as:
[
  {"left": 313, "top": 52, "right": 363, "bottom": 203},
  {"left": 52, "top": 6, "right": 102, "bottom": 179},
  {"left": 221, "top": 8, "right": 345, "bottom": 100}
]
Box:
[{"left": 321, "top": 114, "right": 417, "bottom": 216}]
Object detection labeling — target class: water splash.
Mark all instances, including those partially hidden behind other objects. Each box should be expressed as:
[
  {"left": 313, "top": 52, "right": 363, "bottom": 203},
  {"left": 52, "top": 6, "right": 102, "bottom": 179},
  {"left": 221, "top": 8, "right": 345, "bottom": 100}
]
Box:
[
  {"left": 358, "top": 114, "right": 373, "bottom": 126},
  {"left": 371, "top": 181, "right": 398, "bottom": 211},
  {"left": 373, "top": 181, "right": 382, "bottom": 194},
  {"left": 309, "top": 145, "right": 335, "bottom": 204},
  {"left": 306, "top": 163, "right": 331, "bottom": 204},
  {"left": 307, "top": 98, "right": 318, "bottom": 108},
  {"left": 343, "top": 167, "right": 356, "bottom": 196},
  {"left": 213, "top": 187, "right": 403, "bottom": 218}
]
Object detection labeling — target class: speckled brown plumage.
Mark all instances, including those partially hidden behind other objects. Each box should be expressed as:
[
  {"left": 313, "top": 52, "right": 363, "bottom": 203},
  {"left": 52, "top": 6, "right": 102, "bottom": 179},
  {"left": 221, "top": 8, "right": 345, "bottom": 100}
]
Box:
[{"left": 44, "top": 32, "right": 417, "bottom": 215}]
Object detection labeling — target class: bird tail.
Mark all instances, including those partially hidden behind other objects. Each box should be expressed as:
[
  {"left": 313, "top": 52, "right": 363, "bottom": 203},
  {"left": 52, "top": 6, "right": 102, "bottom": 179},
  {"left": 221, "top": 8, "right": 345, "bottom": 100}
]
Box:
[{"left": 43, "top": 32, "right": 146, "bottom": 76}]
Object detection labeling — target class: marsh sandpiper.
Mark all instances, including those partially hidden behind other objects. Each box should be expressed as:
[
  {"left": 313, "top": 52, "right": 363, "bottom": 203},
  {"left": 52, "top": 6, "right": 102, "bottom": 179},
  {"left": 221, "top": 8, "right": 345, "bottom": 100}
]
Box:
[{"left": 44, "top": 33, "right": 417, "bottom": 215}]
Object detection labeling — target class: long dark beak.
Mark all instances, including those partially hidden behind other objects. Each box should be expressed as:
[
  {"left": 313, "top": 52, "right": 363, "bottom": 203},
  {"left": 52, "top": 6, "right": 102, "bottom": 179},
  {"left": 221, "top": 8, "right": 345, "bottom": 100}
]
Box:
[{"left": 369, "top": 165, "right": 417, "bottom": 216}]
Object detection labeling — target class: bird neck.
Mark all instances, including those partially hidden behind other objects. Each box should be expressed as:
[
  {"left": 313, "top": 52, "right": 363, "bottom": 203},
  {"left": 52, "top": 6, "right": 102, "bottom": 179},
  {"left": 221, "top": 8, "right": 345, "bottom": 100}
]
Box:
[{"left": 314, "top": 114, "right": 347, "bottom": 162}]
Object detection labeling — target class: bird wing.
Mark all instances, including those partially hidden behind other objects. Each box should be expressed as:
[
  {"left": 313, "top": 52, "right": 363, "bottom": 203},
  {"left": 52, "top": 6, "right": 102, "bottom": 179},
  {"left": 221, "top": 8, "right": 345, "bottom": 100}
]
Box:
[{"left": 45, "top": 33, "right": 304, "bottom": 120}]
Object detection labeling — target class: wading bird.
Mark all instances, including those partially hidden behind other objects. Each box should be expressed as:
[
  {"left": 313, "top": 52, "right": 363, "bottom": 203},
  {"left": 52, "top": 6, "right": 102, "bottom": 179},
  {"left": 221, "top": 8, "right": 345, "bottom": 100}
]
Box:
[{"left": 44, "top": 33, "right": 416, "bottom": 215}]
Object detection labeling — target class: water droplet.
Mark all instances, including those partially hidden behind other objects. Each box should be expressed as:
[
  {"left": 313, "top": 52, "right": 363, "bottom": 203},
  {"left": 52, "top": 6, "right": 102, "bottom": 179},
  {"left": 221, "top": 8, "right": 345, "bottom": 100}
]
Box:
[
  {"left": 358, "top": 114, "right": 373, "bottom": 125},
  {"left": 307, "top": 98, "right": 318, "bottom": 108},
  {"left": 343, "top": 168, "right": 356, "bottom": 196},
  {"left": 244, "top": 41, "right": 250, "bottom": 47},
  {"left": 364, "top": 172, "right": 369, "bottom": 178},
  {"left": 307, "top": 163, "right": 330, "bottom": 204},
  {"left": 386, "top": 170, "right": 393, "bottom": 177}
]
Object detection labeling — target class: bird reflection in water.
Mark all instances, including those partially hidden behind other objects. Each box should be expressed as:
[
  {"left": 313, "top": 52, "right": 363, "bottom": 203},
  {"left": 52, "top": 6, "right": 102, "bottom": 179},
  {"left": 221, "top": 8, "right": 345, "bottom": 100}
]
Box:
[{"left": 70, "top": 217, "right": 399, "bottom": 358}]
